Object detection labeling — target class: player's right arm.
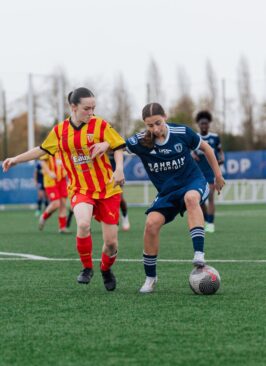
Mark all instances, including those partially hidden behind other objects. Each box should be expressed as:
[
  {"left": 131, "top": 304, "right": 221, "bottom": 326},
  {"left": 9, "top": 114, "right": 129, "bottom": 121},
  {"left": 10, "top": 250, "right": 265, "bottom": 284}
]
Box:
[
  {"left": 40, "top": 159, "right": 56, "bottom": 179},
  {"left": 2, "top": 147, "right": 45, "bottom": 172}
]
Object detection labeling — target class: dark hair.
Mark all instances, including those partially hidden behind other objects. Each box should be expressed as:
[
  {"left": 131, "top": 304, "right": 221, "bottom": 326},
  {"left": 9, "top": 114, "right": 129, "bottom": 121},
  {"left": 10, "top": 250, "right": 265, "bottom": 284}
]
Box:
[
  {"left": 196, "top": 110, "right": 212, "bottom": 123},
  {"left": 67, "top": 87, "right": 94, "bottom": 105},
  {"left": 140, "top": 103, "right": 166, "bottom": 149},
  {"left": 142, "top": 102, "right": 166, "bottom": 120}
]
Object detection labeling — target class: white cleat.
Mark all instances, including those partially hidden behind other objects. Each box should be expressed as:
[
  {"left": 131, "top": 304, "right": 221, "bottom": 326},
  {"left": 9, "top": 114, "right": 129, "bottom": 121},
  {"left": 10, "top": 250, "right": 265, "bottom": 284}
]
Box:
[
  {"left": 121, "top": 214, "right": 130, "bottom": 231},
  {"left": 58, "top": 228, "right": 71, "bottom": 234},
  {"left": 139, "top": 276, "right": 157, "bottom": 293},
  {"left": 205, "top": 223, "right": 215, "bottom": 233},
  {"left": 38, "top": 215, "right": 45, "bottom": 231},
  {"left": 192, "top": 251, "right": 206, "bottom": 267}
]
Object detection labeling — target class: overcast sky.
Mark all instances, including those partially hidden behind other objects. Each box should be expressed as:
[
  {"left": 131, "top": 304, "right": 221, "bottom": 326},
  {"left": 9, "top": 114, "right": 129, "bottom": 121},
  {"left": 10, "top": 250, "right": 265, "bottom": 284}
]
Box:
[{"left": 1, "top": 0, "right": 266, "bottom": 123}]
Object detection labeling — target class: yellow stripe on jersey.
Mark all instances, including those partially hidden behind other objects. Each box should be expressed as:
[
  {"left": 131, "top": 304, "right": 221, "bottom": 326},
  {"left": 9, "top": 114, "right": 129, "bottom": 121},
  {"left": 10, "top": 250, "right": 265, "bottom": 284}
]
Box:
[{"left": 41, "top": 116, "right": 125, "bottom": 199}]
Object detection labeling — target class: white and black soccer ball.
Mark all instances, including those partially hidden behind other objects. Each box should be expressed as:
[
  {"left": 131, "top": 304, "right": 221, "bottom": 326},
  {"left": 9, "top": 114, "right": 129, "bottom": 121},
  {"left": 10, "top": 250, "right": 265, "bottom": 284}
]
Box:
[{"left": 189, "top": 265, "right": 221, "bottom": 295}]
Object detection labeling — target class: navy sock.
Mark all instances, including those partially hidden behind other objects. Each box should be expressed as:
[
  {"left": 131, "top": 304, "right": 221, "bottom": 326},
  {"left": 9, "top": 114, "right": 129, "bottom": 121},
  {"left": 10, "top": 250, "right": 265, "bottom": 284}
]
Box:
[
  {"left": 190, "top": 227, "right": 205, "bottom": 252},
  {"left": 143, "top": 253, "right": 157, "bottom": 277},
  {"left": 37, "top": 199, "right": 42, "bottom": 211},
  {"left": 208, "top": 214, "right": 214, "bottom": 223}
]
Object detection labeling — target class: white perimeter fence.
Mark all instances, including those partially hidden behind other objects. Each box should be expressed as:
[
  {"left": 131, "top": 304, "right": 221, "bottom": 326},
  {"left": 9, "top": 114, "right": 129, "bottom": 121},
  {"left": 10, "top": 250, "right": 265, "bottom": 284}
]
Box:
[{"left": 123, "top": 179, "right": 266, "bottom": 206}]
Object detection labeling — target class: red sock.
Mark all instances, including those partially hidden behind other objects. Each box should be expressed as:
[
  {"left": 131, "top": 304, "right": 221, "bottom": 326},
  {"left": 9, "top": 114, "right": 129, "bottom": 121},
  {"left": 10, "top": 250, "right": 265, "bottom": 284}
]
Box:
[
  {"left": 76, "top": 236, "right": 93, "bottom": 268},
  {"left": 100, "top": 252, "right": 117, "bottom": 271},
  {"left": 58, "top": 216, "right": 67, "bottom": 229},
  {"left": 43, "top": 211, "right": 52, "bottom": 220}
]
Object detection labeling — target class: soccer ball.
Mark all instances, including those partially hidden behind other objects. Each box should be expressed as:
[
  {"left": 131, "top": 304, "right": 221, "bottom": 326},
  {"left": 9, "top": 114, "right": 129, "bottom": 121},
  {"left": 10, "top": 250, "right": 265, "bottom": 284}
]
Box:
[{"left": 189, "top": 265, "right": 221, "bottom": 295}]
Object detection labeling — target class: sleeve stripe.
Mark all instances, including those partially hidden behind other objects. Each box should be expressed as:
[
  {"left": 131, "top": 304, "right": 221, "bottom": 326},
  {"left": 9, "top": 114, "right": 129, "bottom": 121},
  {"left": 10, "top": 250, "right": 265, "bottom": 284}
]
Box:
[
  {"left": 113, "top": 143, "right": 126, "bottom": 151},
  {"left": 40, "top": 146, "right": 54, "bottom": 156}
]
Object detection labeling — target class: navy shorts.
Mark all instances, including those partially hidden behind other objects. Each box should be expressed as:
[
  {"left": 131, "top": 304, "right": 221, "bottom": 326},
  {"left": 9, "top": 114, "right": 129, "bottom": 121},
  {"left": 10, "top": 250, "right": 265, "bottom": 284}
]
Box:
[
  {"left": 145, "top": 177, "right": 209, "bottom": 224},
  {"left": 204, "top": 174, "right": 215, "bottom": 185}
]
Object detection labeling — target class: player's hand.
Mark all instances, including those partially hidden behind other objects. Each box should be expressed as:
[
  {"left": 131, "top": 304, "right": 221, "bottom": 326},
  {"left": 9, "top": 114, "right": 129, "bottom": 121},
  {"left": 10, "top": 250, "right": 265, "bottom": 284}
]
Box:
[
  {"left": 215, "top": 175, "right": 225, "bottom": 194},
  {"left": 90, "top": 142, "right": 110, "bottom": 159},
  {"left": 49, "top": 172, "right": 56, "bottom": 179},
  {"left": 111, "top": 168, "right": 125, "bottom": 188},
  {"left": 2, "top": 157, "right": 17, "bottom": 172}
]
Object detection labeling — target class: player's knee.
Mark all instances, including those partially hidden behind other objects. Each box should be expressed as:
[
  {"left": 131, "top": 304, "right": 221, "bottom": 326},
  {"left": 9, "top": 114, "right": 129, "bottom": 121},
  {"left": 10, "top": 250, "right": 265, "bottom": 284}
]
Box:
[
  {"left": 184, "top": 192, "right": 199, "bottom": 210},
  {"left": 145, "top": 218, "right": 161, "bottom": 236},
  {"left": 51, "top": 200, "right": 60, "bottom": 210},
  {"left": 77, "top": 220, "right": 91, "bottom": 235}
]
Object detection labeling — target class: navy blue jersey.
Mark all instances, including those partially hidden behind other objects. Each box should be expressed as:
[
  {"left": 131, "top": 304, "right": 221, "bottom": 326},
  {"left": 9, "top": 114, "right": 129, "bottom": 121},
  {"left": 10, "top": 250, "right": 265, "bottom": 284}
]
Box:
[
  {"left": 194, "top": 133, "right": 221, "bottom": 179},
  {"left": 36, "top": 161, "right": 44, "bottom": 184},
  {"left": 126, "top": 123, "right": 205, "bottom": 195}
]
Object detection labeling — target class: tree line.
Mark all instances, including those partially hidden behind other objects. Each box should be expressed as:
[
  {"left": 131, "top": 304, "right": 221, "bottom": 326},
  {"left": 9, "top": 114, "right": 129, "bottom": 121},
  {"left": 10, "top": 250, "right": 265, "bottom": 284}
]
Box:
[{"left": 1, "top": 55, "right": 266, "bottom": 160}]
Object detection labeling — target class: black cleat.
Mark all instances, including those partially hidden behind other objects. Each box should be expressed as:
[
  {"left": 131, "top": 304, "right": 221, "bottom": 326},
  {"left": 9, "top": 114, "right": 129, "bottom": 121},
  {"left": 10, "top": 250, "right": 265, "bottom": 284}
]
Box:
[
  {"left": 77, "top": 268, "right": 94, "bottom": 284},
  {"left": 101, "top": 269, "right": 116, "bottom": 291}
]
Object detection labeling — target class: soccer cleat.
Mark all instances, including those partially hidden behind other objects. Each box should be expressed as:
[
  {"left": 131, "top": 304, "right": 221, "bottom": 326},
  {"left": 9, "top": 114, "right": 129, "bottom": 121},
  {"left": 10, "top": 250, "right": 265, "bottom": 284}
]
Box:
[
  {"left": 77, "top": 268, "right": 94, "bottom": 284},
  {"left": 58, "top": 227, "right": 72, "bottom": 234},
  {"left": 38, "top": 215, "right": 45, "bottom": 231},
  {"left": 205, "top": 223, "right": 215, "bottom": 233},
  {"left": 192, "top": 251, "right": 206, "bottom": 267},
  {"left": 139, "top": 276, "right": 157, "bottom": 293},
  {"left": 101, "top": 269, "right": 116, "bottom": 291},
  {"left": 121, "top": 214, "right": 130, "bottom": 231}
]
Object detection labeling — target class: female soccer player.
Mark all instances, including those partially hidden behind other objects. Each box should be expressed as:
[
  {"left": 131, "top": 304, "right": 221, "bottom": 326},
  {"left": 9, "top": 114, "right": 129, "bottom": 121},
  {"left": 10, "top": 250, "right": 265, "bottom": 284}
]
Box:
[
  {"left": 2, "top": 87, "right": 126, "bottom": 291},
  {"left": 33, "top": 160, "right": 48, "bottom": 216},
  {"left": 38, "top": 151, "right": 69, "bottom": 233},
  {"left": 126, "top": 103, "right": 225, "bottom": 293},
  {"left": 192, "top": 111, "right": 225, "bottom": 233}
]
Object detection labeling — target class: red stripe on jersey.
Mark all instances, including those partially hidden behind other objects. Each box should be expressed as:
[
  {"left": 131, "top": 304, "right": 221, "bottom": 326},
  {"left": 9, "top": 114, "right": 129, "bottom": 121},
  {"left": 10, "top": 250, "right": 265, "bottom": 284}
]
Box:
[
  {"left": 87, "top": 121, "right": 106, "bottom": 197},
  {"left": 101, "top": 155, "right": 112, "bottom": 180},
  {"left": 54, "top": 125, "right": 60, "bottom": 150},
  {"left": 61, "top": 120, "right": 80, "bottom": 190},
  {"left": 100, "top": 120, "right": 107, "bottom": 142},
  {"left": 73, "top": 126, "right": 96, "bottom": 194}
]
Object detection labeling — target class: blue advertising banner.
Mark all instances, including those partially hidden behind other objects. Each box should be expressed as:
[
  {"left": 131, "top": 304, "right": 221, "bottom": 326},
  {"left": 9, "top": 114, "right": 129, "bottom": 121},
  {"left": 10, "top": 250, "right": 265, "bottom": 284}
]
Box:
[
  {"left": 1, "top": 150, "right": 266, "bottom": 204},
  {"left": 123, "top": 150, "right": 266, "bottom": 181},
  {"left": 0, "top": 163, "right": 37, "bottom": 204}
]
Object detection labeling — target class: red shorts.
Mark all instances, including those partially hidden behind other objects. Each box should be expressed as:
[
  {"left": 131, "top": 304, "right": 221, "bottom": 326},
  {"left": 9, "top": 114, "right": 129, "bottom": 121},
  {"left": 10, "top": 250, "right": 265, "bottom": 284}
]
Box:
[
  {"left": 45, "top": 179, "right": 68, "bottom": 202},
  {"left": 71, "top": 193, "right": 121, "bottom": 224}
]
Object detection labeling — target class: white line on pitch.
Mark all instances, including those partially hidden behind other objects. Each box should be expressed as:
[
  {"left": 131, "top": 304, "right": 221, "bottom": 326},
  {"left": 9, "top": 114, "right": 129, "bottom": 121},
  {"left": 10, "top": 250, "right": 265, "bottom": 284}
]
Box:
[{"left": 1, "top": 255, "right": 266, "bottom": 263}]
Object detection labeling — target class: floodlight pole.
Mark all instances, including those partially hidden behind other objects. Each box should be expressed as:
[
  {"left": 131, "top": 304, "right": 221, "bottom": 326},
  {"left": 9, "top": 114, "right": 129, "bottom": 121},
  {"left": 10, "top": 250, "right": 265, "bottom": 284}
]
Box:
[
  {"left": 2, "top": 89, "right": 8, "bottom": 159},
  {"left": 221, "top": 78, "right": 226, "bottom": 133},
  {"left": 57, "top": 74, "right": 65, "bottom": 122},
  {"left": 27, "top": 73, "right": 35, "bottom": 150}
]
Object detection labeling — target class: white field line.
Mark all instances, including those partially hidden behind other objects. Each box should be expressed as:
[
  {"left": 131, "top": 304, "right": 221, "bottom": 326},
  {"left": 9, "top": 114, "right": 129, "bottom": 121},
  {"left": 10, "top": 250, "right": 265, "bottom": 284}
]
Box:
[
  {"left": 0, "top": 252, "right": 266, "bottom": 263},
  {"left": 216, "top": 210, "right": 266, "bottom": 217}
]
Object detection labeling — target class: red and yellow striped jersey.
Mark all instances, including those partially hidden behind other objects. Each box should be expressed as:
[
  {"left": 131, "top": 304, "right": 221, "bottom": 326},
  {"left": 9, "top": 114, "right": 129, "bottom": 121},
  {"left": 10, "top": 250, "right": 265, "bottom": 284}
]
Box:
[
  {"left": 40, "top": 116, "right": 125, "bottom": 199},
  {"left": 40, "top": 152, "right": 67, "bottom": 188}
]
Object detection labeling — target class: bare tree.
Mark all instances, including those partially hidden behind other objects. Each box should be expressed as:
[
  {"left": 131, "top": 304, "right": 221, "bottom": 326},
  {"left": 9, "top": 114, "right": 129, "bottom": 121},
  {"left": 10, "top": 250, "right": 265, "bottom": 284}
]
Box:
[
  {"left": 205, "top": 59, "right": 218, "bottom": 112},
  {"left": 198, "top": 60, "right": 222, "bottom": 132},
  {"left": 169, "top": 66, "right": 195, "bottom": 127},
  {"left": 237, "top": 56, "right": 254, "bottom": 149},
  {"left": 146, "top": 58, "right": 164, "bottom": 103},
  {"left": 112, "top": 73, "right": 132, "bottom": 138}
]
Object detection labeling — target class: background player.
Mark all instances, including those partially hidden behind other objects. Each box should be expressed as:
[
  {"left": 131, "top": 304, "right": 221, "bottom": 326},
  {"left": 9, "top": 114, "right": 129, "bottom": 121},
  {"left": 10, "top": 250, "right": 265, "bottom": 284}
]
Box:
[
  {"left": 192, "top": 111, "right": 225, "bottom": 233},
  {"left": 38, "top": 151, "right": 69, "bottom": 233},
  {"left": 126, "top": 102, "right": 225, "bottom": 293},
  {"left": 33, "top": 160, "right": 49, "bottom": 216}
]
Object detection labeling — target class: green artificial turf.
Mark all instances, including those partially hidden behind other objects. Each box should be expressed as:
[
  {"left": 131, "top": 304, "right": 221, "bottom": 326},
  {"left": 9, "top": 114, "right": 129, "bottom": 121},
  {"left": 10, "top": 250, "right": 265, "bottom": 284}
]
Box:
[{"left": 0, "top": 204, "right": 266, "bottom": 366}]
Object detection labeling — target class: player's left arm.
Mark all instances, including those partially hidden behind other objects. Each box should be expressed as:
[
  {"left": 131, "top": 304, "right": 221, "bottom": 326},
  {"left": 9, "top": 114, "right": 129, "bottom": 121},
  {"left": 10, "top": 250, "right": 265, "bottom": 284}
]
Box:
[
  {"left": 112, "top": 148, "right": 125, "bottom": 187},
  {"left": 199, "top": 140, "right": 225, "bottom": 194},
  {"left": 217, "top": 146, "right": 225, "bottom": 165}
]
